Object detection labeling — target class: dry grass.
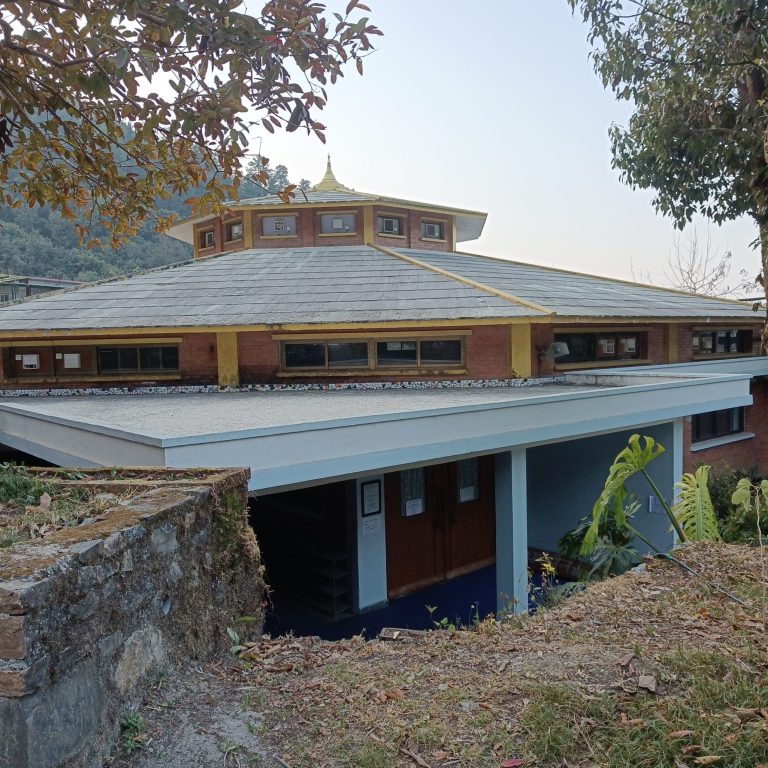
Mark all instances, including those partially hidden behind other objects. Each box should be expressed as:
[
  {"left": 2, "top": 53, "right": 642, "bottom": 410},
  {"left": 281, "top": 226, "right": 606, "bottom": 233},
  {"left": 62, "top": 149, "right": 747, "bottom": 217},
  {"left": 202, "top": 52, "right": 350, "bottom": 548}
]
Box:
[
  {"left": 231, "top": 543, "right": 768, "bottom": 768},
  {"left": 0, "top": 464, "right": 136, "bottom": 548}
]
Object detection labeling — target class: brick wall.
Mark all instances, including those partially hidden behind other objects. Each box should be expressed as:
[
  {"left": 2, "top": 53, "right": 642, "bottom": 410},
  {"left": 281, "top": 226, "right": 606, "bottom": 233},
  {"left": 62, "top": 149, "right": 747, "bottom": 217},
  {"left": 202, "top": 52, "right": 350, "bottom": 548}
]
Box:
[
  {"left": 530, "top": 324, "right": 670, "bottom": 377},
  {"left": 0, "top": 334, "right": 218, "bottom": 389},
  {"left": 371, "top": 205, "right": 411, "bottom": 248},
  {"left": 179, "top": 333, "right": 218, "bottom": 384},
  {"left": 683, "top": 379, "right": 768, "bottom": 476},
  {"left": 221, "top": 212, "right": 245, "bottom": 253},
  {"left": 406, "top": 210, "right": 453, "bottom": 252},
  {"left": 251, "top": 209, "right": 309, "bottom": 249},
  {"left": 238, "top": 330, "right": 281, "bottom": 383}
]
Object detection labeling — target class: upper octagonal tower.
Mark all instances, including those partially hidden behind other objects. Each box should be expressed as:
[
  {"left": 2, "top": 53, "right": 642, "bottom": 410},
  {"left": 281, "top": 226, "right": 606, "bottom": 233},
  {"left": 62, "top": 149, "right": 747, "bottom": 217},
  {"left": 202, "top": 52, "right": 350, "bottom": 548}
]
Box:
[{"left": 166, "top": 158, "right": 487, "bottom": 259}]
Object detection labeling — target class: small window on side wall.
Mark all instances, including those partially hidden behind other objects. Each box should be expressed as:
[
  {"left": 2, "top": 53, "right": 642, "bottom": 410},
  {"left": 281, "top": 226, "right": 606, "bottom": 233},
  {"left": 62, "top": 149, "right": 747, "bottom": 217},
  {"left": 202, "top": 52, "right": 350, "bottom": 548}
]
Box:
[
  {"left": 421, "top": 220, "right": 444, "bottom": 240},
  {"left": 692, "top": 407, "right": 744, "bottom": 443},
  {"left": 225, "top": 221, "right": 243, "bottom": 242},
  {"left": 62, "top": 352, "right": 81, "bottom": 369},
  {"left": 20, "top": 353, "right": 40, "bottom": 370},
  {"left": 378, "top": 216, "right": 403, "bottom": 236},
  {"left": 320, "top": 213, "right": 356, "bottom": 234},
  {"left": 199, "top": 229, "right": 215, "bottom": 249},
  {"left": 262, "top": 215, "right": 296, "bottom": 236}
]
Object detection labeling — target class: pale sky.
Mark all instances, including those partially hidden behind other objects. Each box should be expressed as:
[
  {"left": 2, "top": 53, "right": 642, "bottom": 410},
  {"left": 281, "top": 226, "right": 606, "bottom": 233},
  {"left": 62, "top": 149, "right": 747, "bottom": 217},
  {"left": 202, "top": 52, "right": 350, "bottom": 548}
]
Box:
[{"left": 245, "top": 0, "right": 759, "bottom": 293}]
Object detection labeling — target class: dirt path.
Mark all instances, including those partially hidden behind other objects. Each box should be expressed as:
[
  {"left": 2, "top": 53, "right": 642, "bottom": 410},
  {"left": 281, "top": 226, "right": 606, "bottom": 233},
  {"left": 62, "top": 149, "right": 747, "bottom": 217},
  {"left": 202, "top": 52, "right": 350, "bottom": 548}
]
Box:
[{"left": 110, "top": 661, "right": 276, "bottom": 768}]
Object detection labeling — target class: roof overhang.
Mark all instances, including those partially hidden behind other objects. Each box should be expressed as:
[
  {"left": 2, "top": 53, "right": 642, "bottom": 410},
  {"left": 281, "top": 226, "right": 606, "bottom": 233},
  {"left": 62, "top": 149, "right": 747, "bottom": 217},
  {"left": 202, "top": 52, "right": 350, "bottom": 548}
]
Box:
[
  {"left": 0, "top": 369, "right": 751, "bottom": 493},
  {"left": 165, "top": 198, "right": 488, "bottom": 244}
]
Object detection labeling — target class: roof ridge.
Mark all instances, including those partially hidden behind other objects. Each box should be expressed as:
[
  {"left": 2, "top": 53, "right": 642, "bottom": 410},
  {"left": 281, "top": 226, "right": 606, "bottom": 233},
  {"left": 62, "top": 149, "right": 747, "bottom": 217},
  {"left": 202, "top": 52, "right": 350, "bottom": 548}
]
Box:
[
  {"left": 371, "top": 244, "right": 554, "bottom": 316},
  {"left": 448, "top": 248, "right": 756, "bottom": 307}
]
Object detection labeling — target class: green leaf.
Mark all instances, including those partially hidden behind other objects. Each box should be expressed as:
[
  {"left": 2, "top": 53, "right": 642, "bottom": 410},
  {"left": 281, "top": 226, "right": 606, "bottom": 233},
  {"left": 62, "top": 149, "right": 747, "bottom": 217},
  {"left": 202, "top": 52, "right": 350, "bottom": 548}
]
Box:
[
  {"left": 673, "top": 466, "right": 720, "bottom": 542},
  {"left": 582, "top": 434, "right": 664, "bottom": 554}
]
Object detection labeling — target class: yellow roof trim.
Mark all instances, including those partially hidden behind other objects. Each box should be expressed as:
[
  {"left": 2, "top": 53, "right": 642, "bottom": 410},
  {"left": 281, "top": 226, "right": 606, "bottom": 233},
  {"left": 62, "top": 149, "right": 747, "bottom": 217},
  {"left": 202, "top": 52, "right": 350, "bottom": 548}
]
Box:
[
  {"left": 371, "top": 244, "right": 555, "bottom": 316},
  {"left": 170, "top": 197, "right": 487, "bottom": 232},
  {"left": 0, "top": 315, "right": 758, "bottom": 342}
]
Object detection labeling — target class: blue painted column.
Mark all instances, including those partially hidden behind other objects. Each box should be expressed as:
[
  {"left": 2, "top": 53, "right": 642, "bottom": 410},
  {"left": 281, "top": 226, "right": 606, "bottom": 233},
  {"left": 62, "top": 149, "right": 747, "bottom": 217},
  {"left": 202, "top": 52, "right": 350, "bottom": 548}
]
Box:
[{"left": 494, "top": 448, "right": 528, "bottom": 614}]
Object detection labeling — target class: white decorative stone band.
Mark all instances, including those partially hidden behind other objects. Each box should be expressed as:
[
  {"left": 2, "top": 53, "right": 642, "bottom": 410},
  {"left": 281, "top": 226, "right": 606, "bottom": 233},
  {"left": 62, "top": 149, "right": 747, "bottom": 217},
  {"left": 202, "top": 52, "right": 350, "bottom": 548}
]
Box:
[{"left": 0, "top": 377, "right": 567, "bottom": 398}]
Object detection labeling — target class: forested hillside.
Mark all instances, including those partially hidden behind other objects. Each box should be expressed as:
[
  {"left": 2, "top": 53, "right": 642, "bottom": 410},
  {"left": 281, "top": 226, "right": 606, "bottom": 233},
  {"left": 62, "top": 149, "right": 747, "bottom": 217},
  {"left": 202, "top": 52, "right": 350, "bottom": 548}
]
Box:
[{"left": 0, "top": 163, "right": 308, "bottom": 283}]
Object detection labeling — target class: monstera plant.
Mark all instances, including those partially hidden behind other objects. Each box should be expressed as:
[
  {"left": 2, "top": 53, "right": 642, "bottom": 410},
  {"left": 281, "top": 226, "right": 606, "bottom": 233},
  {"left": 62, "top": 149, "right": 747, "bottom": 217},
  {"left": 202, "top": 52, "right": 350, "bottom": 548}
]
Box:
[{"left": 581, "top": 434, "right": 720, "bottom": 558}]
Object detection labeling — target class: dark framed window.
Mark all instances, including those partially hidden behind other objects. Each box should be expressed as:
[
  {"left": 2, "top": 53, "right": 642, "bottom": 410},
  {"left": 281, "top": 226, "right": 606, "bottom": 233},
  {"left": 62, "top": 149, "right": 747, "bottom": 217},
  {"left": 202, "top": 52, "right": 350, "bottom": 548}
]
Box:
[
  {"left": 98, "top": 346, "right": 178, "bottom": 374},
  {"left": 199, "top": 229, "right": 215, "bottom": 249},
  {"left": 692, "top": 329, "right": 753, "bottom": 356},
  {"left": 554, "top": 332, "right": 646, "bottom": 364},
  {"left": 281, "top": 337, "right": 465, "bottom": 372},
  {"left": 691, "top": 407, "right": 744, "bottom": 443},
  {"left": 377, "top": 215, "right": 404, "bottom": 236},
  {"left": 261, "top": 215, "right": 297, "bottom": 236},
  {"left": 376, "top": 339, "right": 463, "bottom": 368},
  {"left": 376, "top": 340, "right": 417, "bottom": 366},
  {"left": 319, "top": 213, "right": 356, "bottom": 234},
  {"left": 421, "top": 220, "right": 444, "bottom": 240},
  {"left": 224, "top": 220, "right": 243, "bottom": 242},
  {"left": 139, "top": 346, "right": 179, "bottom": 371},
  {"left": 283, "top": 341, "right": 368, "bottom": 370}
]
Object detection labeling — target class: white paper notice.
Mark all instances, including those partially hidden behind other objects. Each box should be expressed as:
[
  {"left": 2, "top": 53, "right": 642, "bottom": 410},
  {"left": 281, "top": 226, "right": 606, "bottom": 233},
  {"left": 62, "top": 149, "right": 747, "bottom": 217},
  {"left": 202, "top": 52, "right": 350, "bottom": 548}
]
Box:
[
  {"left": 404, "top": 498, "right": 423, "bottom": 517},
  {"left": 362, "top": 482, "right": 380, "bottom": 515},
  {"left": 362, "top": 517, "right": 381, "bottom": 536}
]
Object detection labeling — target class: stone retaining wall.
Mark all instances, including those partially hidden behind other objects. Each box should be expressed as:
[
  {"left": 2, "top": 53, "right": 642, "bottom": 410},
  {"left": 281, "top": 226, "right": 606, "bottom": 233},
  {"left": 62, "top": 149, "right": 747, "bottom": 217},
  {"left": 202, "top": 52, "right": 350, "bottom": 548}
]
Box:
[{"left": 0, "top": 468, "right": 264, "bottom": 768}]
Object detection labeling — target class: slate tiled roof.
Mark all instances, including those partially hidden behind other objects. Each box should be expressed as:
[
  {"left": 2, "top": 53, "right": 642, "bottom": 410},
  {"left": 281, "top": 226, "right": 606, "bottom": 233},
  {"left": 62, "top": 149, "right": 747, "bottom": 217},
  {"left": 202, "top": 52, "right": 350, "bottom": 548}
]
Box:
[
  {"left": 233, "top": 189, "right": 374, "bottom": 207},
  {"left": 398, "top": 249, "right": 760, "bottom": 320},
  {"left": 0, "top": 246, "right": 532, "bottom": 331},
  {"left": 0, "top": 244, "right": 758, "bottom": 333}
]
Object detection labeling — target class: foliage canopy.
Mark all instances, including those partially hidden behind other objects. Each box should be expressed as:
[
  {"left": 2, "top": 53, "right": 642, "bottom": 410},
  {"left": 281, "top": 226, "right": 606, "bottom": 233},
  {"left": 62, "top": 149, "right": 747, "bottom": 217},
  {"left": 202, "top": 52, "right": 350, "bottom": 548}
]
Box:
[
  {"left": 0, "top": 1, "right": 380, "bottom": 246},
  {"left": 568, "top": 0, "right": 768, "bottom": 325}
]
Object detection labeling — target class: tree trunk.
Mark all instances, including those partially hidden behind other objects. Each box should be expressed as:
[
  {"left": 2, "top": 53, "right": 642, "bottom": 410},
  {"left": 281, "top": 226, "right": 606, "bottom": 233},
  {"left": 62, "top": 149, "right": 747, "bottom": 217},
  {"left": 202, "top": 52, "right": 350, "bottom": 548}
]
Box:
[{"left": 760, "top": 221, "right": 768, "bottom": 355}]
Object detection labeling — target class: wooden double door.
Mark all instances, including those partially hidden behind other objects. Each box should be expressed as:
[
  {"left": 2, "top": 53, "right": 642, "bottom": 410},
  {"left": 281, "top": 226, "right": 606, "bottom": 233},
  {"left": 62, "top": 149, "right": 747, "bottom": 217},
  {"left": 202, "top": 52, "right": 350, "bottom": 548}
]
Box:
[{"left": 384, "top": 457, "right": 495, "bottom": 598}]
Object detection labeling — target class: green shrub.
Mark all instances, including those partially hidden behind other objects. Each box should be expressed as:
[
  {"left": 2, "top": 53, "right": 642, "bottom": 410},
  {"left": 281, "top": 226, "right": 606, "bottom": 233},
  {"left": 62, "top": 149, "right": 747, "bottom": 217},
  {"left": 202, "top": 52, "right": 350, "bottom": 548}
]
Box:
[{"left": 706, "top": 464, "right": 764, "bottom": 544}]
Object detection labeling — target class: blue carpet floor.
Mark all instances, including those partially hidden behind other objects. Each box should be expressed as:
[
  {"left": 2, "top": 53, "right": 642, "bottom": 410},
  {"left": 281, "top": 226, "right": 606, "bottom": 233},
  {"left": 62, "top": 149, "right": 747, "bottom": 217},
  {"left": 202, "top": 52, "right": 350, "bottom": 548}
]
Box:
[{"left": 264, "top": 566, "right": 501, "bottom": 640}]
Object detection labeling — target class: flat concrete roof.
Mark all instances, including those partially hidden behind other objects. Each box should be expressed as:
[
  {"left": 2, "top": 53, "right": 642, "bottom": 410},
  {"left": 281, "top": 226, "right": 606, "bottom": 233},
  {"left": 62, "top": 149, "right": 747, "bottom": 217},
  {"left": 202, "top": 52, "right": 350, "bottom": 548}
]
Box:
[
  {"left": 0, "top": 370, "right": 752, "bottom": 491},
  {"left": 0, "top": 382, "right": 608, "bottom": 444}
]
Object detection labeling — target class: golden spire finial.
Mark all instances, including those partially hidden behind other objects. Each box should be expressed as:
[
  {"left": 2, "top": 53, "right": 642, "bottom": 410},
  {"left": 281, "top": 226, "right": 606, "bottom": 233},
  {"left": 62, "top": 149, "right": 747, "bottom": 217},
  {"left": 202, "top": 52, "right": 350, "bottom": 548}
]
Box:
[{"left": 311, "top": 155, "right": 352, "bottom": 192}]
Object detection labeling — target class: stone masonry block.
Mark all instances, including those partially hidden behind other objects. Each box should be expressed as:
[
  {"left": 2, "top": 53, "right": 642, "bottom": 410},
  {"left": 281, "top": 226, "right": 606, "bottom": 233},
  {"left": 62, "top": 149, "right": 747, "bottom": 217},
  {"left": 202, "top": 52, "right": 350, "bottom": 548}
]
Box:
[
  {"left": 68, "top": 539, "right": 103, "bottom": 565},
  {"left": 0, "top": 614, "right": 26, "bottom": 659},
  {"left": 150, "top": 523, "right": 178, "bottom": 555}
]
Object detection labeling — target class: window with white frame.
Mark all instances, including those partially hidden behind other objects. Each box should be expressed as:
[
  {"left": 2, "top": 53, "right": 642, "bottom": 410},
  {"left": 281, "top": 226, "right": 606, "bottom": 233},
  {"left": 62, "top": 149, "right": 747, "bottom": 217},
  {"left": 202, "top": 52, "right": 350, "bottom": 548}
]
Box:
[
  {"left": 692, "top": 407, "right": 745, "bottom": 443},
  {"left": 199, "top": 229, "right": 215, "bottom": 249}
]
